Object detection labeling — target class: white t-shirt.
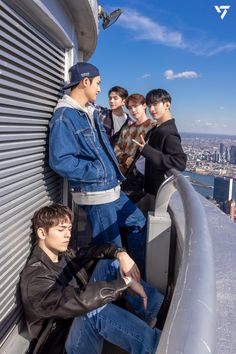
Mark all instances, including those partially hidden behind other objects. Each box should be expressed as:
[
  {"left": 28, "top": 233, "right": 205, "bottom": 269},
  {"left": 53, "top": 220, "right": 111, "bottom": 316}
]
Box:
[
  {"left": 135, "top": 155, "right": 145, "bottom": 175},
  {"left": 112, "top": 113, "right": 128, "bottom": 134}
]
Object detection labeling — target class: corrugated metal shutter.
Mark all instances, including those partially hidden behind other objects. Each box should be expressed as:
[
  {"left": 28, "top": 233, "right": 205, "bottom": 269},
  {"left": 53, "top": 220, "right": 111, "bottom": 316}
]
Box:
[{"left": 0, "top": 0, "right": 65, "bottom": 343}]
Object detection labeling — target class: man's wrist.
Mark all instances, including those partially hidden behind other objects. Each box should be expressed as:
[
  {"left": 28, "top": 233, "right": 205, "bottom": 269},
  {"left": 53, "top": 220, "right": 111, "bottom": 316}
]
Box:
[
  {"left": 114, "top": 247, "right": 127, "bottom": 259},
  {"left": 123, "top": 276, "right": 133, "bottom": 287}
]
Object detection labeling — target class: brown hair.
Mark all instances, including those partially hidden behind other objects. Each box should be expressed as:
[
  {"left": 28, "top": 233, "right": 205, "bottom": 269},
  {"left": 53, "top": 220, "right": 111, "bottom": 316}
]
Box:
[
  {"left": 32, "top": 203, "right": 73, "bottom": 233},
  {"left": 126, "top": 93, "right": 146, "bottom": 109}
]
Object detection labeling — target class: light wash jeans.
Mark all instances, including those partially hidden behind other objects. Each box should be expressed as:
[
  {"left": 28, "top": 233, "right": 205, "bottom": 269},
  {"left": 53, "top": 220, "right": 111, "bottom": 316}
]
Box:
[
  {"left": 66, "top": 260, "right": 163, "bottom": 354},
  {"left": 82, "top": 191, "right": 147, "bottom": 275}
]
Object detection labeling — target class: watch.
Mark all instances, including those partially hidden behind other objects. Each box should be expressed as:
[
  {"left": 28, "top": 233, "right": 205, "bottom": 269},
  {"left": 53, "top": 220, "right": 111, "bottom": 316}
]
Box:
[{"left": 114, "top": 247, "right": 127, "bottom": 258}]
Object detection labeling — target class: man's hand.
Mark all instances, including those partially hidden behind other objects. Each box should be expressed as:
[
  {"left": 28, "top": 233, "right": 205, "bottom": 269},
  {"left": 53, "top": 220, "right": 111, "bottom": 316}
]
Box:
[
  {"left": 132, "top": 134, "right": 145, "bottom": 149},
  {"left": 116, "top": 251, "right": 140, "bottom": 282},
  {"left": 123, "top": 277, "right": 147, "bottom": 310}
]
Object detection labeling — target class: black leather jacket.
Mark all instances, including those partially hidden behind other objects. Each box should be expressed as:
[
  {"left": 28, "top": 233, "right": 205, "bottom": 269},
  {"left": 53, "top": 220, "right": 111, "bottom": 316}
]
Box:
[{"left": 20, "top": 244, "right": 128, "bottom": 354}]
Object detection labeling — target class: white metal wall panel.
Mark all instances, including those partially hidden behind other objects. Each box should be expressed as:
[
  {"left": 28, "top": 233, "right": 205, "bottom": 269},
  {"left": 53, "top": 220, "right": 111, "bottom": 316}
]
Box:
[{"left": 0, "top": 0, "right": 65, "bottom": 343}]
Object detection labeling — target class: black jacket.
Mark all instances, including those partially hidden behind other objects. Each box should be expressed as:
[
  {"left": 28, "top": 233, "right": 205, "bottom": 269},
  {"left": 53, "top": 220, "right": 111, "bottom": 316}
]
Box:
[
  {"left": 20, "top": 244, "right": 128, "bottom": 354},
  {"left": 141, "top": 119, "right": 187, "bottom": 195}
]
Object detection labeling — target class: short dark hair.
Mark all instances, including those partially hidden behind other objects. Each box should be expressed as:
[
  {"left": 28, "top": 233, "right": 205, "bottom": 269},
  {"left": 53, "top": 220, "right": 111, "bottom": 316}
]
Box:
[
  {"left": 126, "top": 93, "right": 146, "bottom": 109},
  {"left": 70, "top": 77, "right": 94, "bottom": 91},
  {"left": 146, "top": 89, "right": 171, "bottom": 106},
  {"left": 108, "top": 86, "right": 128, "bottom": 100},
  {"left": 32, "top": 203, "right": 73, "bottom": 233}
]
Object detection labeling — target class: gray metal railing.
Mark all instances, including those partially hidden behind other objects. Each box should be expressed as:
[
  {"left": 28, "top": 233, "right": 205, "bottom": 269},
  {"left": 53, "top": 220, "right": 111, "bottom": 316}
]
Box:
[{"left": 149, "top": 169, "right": 216, "bottom": 354}]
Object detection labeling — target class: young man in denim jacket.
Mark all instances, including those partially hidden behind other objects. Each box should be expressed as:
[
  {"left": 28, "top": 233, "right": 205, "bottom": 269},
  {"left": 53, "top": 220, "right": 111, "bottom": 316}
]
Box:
[{"left": 49, "top": 62, "right": 146, "bottom": 274}]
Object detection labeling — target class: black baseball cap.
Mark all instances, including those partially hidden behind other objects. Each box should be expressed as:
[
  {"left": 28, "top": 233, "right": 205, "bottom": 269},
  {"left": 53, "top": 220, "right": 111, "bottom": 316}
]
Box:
[{"left": 63, "top": 62, "right": 100, "bottom": 90}]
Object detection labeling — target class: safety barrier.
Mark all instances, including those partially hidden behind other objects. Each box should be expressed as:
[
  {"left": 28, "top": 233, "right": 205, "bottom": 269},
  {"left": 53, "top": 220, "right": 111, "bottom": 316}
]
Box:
[{"left": 146, "top": 169, "right": 216, "bottom": 354}]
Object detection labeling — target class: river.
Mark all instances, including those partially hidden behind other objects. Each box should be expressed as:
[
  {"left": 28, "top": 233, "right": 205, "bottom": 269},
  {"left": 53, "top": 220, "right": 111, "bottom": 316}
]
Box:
[{"left": 183, "top": 171, "right": 236, "bottom": 199}]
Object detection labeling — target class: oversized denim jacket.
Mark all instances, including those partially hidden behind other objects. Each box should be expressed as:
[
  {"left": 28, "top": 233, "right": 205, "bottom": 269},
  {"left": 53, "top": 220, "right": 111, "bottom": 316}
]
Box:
[{"left": 49, "top": 105, "right": 125, "bottom": 192}]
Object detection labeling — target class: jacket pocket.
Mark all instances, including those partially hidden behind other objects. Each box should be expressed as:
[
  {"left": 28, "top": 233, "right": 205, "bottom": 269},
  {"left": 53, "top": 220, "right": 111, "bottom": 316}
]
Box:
[{"left": 76, "top": 127, "right": 95, "bottom": 145}]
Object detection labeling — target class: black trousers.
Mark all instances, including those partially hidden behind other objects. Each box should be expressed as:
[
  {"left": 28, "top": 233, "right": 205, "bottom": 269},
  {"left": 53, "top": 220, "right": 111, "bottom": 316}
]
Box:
[{"left": 121, "top": 168, "right": 145, "bottom": 203}]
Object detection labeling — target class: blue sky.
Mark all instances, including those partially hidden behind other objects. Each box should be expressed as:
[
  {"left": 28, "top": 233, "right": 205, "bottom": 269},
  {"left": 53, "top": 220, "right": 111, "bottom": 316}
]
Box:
[{"left": 92, "top": 0, "right": 236, "bottom": 135}]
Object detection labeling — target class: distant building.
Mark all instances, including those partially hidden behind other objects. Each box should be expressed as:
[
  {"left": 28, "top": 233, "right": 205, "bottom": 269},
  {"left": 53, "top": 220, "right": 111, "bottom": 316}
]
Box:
[
  {"left": 230, "top": 145, "right": 236, "bottom": 164},
  {"left": 219, "top": 143, "right": 225, "bottom": 159},
  {"left": 225, "top": 146, "right": 231, "bottom": 162},
  {"left": 213, "top": 177, "right": 233, "bottom": 204},
  {"left": 214, "top": 150, "right": 221, "bottom": 163}
]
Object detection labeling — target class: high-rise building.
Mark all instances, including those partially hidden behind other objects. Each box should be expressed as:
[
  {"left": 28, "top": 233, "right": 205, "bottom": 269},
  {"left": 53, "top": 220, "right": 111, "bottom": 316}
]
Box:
[
  {"left": 225, "top": 146, "right": 231, "bottom": 162},
  {"left": 230, "top": 145, "right": 236, "bottom": 164},
  {"left": 219, "top": 143, "right": 225, "bottom": 158},
  {"left": 213, "top": 177, "right": 233, "bottom": 204},
  {"left": 214, "top": 150, "right": 221, "bottom": 163}
]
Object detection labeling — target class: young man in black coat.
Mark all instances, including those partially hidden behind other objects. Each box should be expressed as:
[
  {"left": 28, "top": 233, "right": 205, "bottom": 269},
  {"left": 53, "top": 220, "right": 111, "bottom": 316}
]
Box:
[{"left": 133, "top": 89, "right": 187, "bottom": 215}]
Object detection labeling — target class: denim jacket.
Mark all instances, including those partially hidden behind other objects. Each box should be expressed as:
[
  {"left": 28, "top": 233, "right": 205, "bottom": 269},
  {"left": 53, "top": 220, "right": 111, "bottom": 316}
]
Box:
[{"left": 49, "top": 97, "right": 124, "bottom": 192}]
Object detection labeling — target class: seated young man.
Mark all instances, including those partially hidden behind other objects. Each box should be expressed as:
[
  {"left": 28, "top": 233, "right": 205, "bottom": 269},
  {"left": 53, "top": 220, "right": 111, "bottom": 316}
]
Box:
[{"left": 20, "top": 203, "right": 163, "bottom": 354}]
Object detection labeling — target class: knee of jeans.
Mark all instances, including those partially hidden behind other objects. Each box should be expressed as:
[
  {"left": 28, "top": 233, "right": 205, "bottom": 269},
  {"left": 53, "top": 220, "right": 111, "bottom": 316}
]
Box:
[
  {"left": 141, "top": 282, "right": 163, "bottom": 303},
  {"left": 106, "top": 259, "right": 120, "bottom": 280},
  {"left": 135, "top": 215, "right": 147, "bottom": 231},
  {"left": 149, "top": 288, "right": 164, "bottom": 314},
  {"left": 86, "top": 304, "right": 107, "bottom": 319}
]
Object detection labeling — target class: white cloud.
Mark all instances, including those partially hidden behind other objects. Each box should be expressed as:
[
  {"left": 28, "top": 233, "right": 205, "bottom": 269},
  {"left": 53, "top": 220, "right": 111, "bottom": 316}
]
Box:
[
  {"left": 118, "top": 9, "right": 184, "bottom": 48},
  {"left": 188, "top": 41, "right": 236, "bottom": 56},
  {"left": 136, "top": 73, "right": 151, "bottom": 80},
  {"left": 164, "top": 69, "right": 199, "bottom": 80},
  {"left": 117, "top": 8, "right": 236, "bottom": 56}
]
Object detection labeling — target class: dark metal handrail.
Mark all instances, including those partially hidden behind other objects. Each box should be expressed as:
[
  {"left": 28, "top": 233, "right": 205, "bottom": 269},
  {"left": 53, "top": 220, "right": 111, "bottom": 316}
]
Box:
[{"left": 156, "top": 169, "right": 216, "bottom": 354}]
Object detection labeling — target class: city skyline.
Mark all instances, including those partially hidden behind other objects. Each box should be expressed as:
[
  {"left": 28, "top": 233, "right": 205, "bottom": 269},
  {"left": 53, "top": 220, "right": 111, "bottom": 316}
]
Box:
[{"left": 92, "top": 0, "right": 236, "bottom": 135}]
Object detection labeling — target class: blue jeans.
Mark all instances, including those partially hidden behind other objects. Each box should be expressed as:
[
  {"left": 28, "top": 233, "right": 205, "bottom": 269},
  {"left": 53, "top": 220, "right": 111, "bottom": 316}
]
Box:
[
  {"left": 66, "top": 260, "right": 163, "bottom": 354},
  {"left": 82, "top": 191, "right": 147, "bottom": 274}
]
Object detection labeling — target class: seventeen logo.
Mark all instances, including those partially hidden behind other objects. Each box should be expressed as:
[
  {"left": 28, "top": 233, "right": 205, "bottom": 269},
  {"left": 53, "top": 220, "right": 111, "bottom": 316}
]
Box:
[{"left": 214, "top": 5, "right": 230, "bottom": 20}]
